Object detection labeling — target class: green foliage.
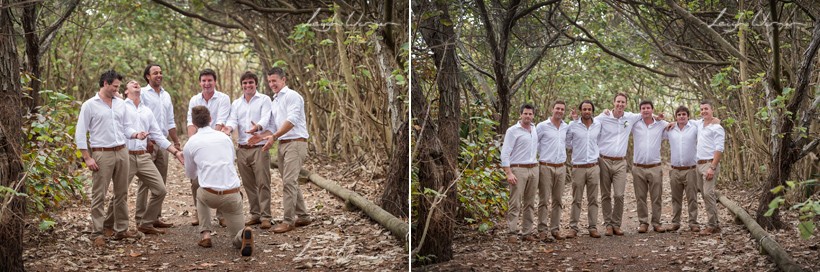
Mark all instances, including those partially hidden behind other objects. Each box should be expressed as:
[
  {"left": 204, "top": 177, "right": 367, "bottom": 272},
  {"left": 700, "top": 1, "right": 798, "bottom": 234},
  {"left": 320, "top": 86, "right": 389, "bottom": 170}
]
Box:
[
  {"left": 457, "top": 105, "right": 507, "bottom": 231},
  {"left": 22, "top": 89, "right": 87, "bottom": 225},
  {"left": 766, "top": 179, "right": 818, "bottom": 239}
]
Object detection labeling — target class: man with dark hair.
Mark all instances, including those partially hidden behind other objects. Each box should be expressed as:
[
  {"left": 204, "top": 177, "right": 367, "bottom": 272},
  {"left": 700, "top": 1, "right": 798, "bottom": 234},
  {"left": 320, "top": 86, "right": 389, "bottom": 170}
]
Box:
[
  {"left": 663, "top": 105, "right": 700, "bottom": 233},
  {"left": 225, "top": 71, "right": 274, "bottom": 229},
  {"left": 631, "top": 100, "right": 669, "bottom": 233},
  {"left": 76, "top": 70, "right": 141, "bottom": 246},
  {"left": 249, "top": 67, "right": 312, "bottom": 234},
  {"left": 498, "top": 103, "right": 539, "bottom": 242},
  {"left": 184, "top": 105, "right": 254, "bottom": 256},
  {"left": 694, "top": 100, "right": 725, "bottom": 235},
  {"left": 186, "top": 68, "right": 232, "bottom": 226},
  {"left": 594, "top": 93, "right": 640, "bottom": 237},
  {"left": 565, "top": 100, "right": 602, "bottom": 238},
  {"left": 138, "top": 64, "right": 179, "bottom": 228},
  {"left": 104, "top": 81, "right": 184, "bottom": 235},
  {"left": 534, "top": 100, "right": 569, "bottom": 241}
]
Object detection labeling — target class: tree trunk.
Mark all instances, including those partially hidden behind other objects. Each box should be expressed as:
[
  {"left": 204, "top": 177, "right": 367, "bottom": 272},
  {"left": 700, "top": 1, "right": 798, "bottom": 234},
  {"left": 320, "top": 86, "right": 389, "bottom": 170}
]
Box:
[
  {"left": 381, "top": 121, "right": 409, "bottom": 217},
  {"left": 0, "top": 0, "right": 26, "bottom": 269},
  {"left": 22, "top": 2, "right": 41, "bottom": 114}
]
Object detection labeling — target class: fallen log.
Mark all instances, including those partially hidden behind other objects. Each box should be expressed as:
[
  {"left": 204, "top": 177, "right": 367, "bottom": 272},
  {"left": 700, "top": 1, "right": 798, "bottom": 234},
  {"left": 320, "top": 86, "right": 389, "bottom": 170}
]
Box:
[
  {"left": 270, "top": 161, "right": 408, "bottom": 242},
  {"left": 717, "top": 192, "right": 805, "bottom": 272}
]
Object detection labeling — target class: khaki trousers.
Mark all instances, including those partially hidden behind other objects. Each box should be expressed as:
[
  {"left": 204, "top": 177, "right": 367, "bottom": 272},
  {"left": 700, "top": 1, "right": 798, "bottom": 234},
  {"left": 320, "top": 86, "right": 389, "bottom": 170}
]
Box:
[
  {"left": 196, "top": 188, "right": 245, "bottom": 248},
  {"left": 90, "top": 148, "right": 129, "bottom": 234},
  {"left": 145, "top": 146, "right": 169, "bottom": 217},
  {"left": 632, "top": 166, "right": 664, "bottom": 227},
  {"left": 191, "top": 177, "right": 223, "bottom": 219},
  {"left": 278, "top": 141, "right": 309, "bottom": 224},
  {"left": 238, "top": 147, "right": 272, "bottom": 221},
  {"left": 506, "top": 166, "right": 538, "bottom": 235},
  {"left": 670, "top": 168, "right": 699, "bottom": 227},
  {"left": 537, "top": 164, "right": 565, "bottom": 232},
  {"left": 107, "top": 153, "right": 166, "bottom": 228},
  {"left": 599, "top": 158, "right": 627, "bottom": 228},
  {"left": 697, "top": 163, "right": 720, "bottom": 228},
  {"left": 570, "top": 166, "right": 599, "bottom": 230}
]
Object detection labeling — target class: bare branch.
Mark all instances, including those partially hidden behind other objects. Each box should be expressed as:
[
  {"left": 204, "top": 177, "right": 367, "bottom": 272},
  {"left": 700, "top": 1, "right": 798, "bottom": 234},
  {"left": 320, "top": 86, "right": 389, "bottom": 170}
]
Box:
[
  {"left": 152, "top": 0, "right": 241, "bottom": 29},
  {"left": 39, "top": 0, "right": 79, "bottom": 51},
  {"left": 664, "top": 0, "right": 751, "bottom": 64},
  {"left": 235, "top": 0, "right": 332, "bottom": 15}
]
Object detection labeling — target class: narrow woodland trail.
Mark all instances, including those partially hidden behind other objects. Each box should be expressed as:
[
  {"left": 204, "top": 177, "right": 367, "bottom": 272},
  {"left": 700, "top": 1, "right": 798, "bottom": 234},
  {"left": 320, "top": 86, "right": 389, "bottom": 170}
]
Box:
[
  {"left": 23, "top": 156, "right": 407, "bottom": 271},
  {"left": 420, "top": 165, "right": 819, "bottom": 271}
]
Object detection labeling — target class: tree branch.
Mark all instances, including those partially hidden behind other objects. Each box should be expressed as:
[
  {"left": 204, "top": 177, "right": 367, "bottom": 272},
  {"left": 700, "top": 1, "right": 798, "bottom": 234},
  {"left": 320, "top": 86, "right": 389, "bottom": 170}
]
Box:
[
  {"left": 235, "top": 0, "right": 332, "bottom": 15},
  {"left": 152, "top": 0, "right": 241, "bottom": 29},
  {"left": 511, "top": 0, "right": 559, "bottom": 24},
  {"left": 664, "top": 0, "right": 751, "bottom": 64},
  {"left": 38, "top": 0, "right": 79, "bottom": 53}
]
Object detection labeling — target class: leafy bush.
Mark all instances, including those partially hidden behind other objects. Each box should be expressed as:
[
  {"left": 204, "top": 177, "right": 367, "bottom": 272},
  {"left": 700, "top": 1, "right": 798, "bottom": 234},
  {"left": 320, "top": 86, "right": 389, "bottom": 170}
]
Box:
[
  {"left": 766, "top": 177, "right": 819, "bottom": 239},
  {"left": 22, "top": 89, "right": 86, "bottom": 229},
  {"left": 457, "top": 105, "right": 507, "bottom": 232}
]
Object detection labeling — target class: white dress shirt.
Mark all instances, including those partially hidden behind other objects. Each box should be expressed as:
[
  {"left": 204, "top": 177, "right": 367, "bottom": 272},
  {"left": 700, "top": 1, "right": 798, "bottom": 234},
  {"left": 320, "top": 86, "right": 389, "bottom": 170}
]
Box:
[
  {"left": 692, "top": 119, "right": 725, "bottom": 160},
  {"left": 183, "top": 127, "right": 241, "bottom": 190},
  {"left": 566, "top": 119, "right": 602, "bottom": 165},
  {"left": 595, "top": 111, "right": 641, "bottom": 158},
  {"left": 536, "top": 119, "right": 569, "bottom": 164},
  {"left": 124, "top": 99, "right": 171, "bottom": 151},
  {"left": 75, "top": 94, "right": 135, "bottom": 149},
  {"left": 663, "top": 122, "right": 698, "bottom": 167},
  {"left": 500, "top": 121, "right": 538, "bottom": 167},
  {"left": 265, "top": 86, "right": 309, "bottom": 140},
  {"left": 187, "top": 90, "right": 231, "bottom": 128},
  {"left": 631, "top": 118, "right": 668, "bottom": 165},
  {"left": 226, "top": 91, "right": 272, "bottom": 145},
  {"left": 140, "top": 86, "right": 176, "bottom": 136}
]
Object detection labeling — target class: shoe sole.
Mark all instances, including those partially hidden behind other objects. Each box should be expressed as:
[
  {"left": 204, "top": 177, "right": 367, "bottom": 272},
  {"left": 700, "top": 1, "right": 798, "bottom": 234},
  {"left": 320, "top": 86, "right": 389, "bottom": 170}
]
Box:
[{"left": 241, "top": 228, "right": 253, "bottom": 256}]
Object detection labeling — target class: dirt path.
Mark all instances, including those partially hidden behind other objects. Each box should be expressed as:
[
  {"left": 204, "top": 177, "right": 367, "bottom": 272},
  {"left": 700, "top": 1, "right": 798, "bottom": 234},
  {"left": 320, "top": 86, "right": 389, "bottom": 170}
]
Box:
[
  {"left": 23, "top": 157, "right": 407, "bottom": 271},
  {"left": 419, "top": 165, "right": 819, "bottom": 271}
]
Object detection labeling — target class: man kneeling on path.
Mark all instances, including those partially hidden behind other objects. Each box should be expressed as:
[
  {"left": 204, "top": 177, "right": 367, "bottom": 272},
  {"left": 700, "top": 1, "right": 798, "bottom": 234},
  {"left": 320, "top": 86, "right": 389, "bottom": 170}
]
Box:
[{"left": 184, "top": 105, "right": 253, "bottom": 256}]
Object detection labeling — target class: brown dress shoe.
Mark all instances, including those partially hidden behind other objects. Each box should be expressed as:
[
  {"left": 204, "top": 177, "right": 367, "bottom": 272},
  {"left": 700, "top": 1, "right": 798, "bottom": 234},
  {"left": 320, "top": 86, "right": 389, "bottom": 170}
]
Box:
[
  {"left": 506, "top": 235, "right": 518, "bottom": 243},
  {"left": 260, "top": 220, "right": 272, "bottom": 229},
  {"left": 551, "top": 230, "right": 564, "bottom": 240},
  {"left": 605, "top": 226, "right": 613, "bottom": 236},
  {"left": 271, "top": 223, "right": 295, "bottom": 233},
  {"left": 198, "top": 237, "right": 212, "bottom": 248},
  {"left": 138, "top": 226, "right": 166, "bottom": 235},
  {"left": 295, "top": 217, "right": 312, "bottom": 227},
  {"left": 240, "top": 227, "right": 253, "bottom": 256},
  {"left": 113, "top": 230, "right": 139, "bottom": 240},
  {"left": 153, "top": 220, "right": 174, "bottom": 228},
  {"left": 700, "top": 226, "right": 721, "bottom": 236},
  {"left": 103, "top": 228, "right": 115, "bottom": 237},
  {"left": 690, "top": 225, "right": 701, "bottom": 232},
  {"left": 613, "top": 227, "right": 624, "bottom": 236},
  {"left": 565, "top": 229, "right": 578, "bottom": 239},
  {"left": 94, "top": 236, "right": 106, "bottom": 247},
  {"left": 245, "top": 218, "right": 262, "bottom": 226},
  {"left": 191, "top": 218, "right": 199, "bottom": 226},
  {"left": 523, "top": 234, "right": 539, "bottom": 242},
  {"left": 219, "top": 218, "right": 227, "bottom": 228},
  {"left": 638, "top": 224, "right": 649, "bottom": 233},
  {"left": 668, "top": 224, "right": 681, "bottom": 231},
  {"left": 653, "top": 225, "right": 666, "bottom": 233},
  {"left": 589, "top": 229, "right": 601, "bottom": 238}
]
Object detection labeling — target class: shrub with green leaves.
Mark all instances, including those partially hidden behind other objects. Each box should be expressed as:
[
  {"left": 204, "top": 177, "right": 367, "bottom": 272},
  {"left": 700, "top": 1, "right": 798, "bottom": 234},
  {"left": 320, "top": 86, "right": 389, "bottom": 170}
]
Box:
[
  {"left": 22, "top": 89, "right": 86, "bottom": 230},
  {"left": 766, "top": 178, "right": 819, "bottom": 239}
]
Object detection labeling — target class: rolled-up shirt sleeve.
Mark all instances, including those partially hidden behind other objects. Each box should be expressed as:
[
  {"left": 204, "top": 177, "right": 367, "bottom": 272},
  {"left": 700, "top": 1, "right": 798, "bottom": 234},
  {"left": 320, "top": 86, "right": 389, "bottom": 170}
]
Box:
[
  {"left": 500, "top": 131, "right": 514, "bottom": 167},
  {"left": 186, "top": 96, "right": 196, "bottom": 126},
  {"left": 147, "top": 111, "right": 172, "bottom": 150},
  {"left": 216, "top": 97, "right": 231, "bottom": 126},
  {"left": 714, "top": 125, "right": 725, "bottom": 152},
  {"left": 183, "top": 148, "right": 197, "bottom": 179},
  {"left": 75, "top": 102, "right": 90, "bottom": 150},
  {"left": 165, "top": 94, "right": 176, "bottom": 130},
  {"left": 285, "top": 96, "right": 304, "bottom": 128}
]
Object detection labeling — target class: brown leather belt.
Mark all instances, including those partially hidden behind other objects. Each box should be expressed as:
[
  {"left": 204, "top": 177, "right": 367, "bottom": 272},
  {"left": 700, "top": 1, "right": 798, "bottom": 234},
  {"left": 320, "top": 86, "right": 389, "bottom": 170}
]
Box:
[
  {"left": 697, "top": 159, "right": 713, "bottom": 164},
  {"left": 91, "top": 145, "right": 125, "bottom": 152},
  {"left": 573, "top": 162, "right": 598, "bottom": 168},
  {"left": 539, "top": 162, "right": 564, "bottom": 167},
  {"left": 203, "top": 187, "right": 240, "bottom": 195},
  {"left": 510, "top": 163, "right": 538, "bottom": 168},
  {"left": 279, "top": 138, "right": 307, "bottom": 144},
  {"left": 600, "top": 155, "right": 624, "bottom": 161},
  {"left": 634, "top": 163, "right": 662, "bottom": 168},
  {"left": 672, "top": 165, "right": 696, "bottom": 170},
  {"left": 238, "top": 144, "right": 261, "bottom": 149},
  {"left": 129, "top": 150, "right": 148, "bottom": 155}
]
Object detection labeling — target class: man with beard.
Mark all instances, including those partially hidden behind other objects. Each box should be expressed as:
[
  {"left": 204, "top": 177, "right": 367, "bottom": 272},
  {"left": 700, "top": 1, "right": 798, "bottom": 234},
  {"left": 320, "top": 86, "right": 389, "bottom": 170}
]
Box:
[{"left": 565, "top": 100, "right": 602, "bottom": 238}]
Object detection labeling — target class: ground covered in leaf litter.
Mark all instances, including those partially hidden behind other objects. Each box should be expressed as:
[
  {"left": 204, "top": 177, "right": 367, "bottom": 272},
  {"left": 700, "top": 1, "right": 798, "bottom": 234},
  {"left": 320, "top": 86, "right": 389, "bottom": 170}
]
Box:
[
  {"left": 418, "top": 165, "right": 819, "bottom": 271},
  {"left": 23, "top": 156, "right": 407, "bottom": 271}
]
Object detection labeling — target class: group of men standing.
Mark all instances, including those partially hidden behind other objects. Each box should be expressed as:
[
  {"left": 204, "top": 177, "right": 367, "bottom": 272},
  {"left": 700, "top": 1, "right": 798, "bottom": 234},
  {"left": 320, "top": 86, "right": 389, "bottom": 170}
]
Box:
[
  {"left": 75, "top": 65, "right": 312, "bottom": 256},
  {"left": 500, "top": 93, "right": 725, "bottom": 242}
]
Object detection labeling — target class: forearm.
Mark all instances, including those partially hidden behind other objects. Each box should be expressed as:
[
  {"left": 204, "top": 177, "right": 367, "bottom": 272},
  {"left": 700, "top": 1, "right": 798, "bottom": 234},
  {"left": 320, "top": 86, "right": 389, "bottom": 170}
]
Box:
[
  {"left": 273, "top": 121, "right": 294, "bottom": 138},
  {"left": 168, "top": 128, "right": 180, "bottom": 144},
  {"left": 80, "top": 149, "right": 91, "bottom": 160},
  {"left": 712, "top": 151, "right": 722, "bottom": 167}
]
